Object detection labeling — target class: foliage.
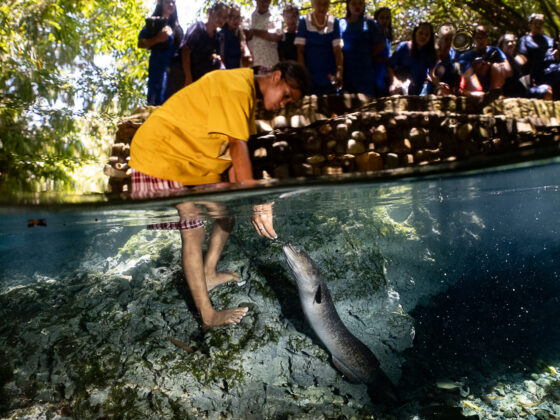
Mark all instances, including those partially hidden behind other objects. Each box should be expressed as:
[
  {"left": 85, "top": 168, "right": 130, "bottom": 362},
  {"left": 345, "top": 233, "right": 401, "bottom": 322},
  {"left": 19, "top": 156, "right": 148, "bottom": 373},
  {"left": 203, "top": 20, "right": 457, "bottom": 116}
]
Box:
[{"left": 0, "top": 0, "right": 150, "bottom": 194}]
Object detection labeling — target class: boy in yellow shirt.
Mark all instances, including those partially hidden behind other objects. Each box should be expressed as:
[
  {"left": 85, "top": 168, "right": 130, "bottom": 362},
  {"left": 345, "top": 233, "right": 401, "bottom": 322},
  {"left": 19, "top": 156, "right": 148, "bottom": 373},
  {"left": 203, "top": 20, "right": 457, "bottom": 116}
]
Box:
[{"left": 130, "top": 61, "right": 308, "bottom": 329}]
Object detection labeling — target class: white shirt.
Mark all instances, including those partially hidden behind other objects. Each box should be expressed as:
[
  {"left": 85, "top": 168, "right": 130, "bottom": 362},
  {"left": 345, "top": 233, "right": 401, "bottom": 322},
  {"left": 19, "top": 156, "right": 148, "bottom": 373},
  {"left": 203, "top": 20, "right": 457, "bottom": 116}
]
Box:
[{"left": 248, "top": 10, "right": 280, "bottom": 67}]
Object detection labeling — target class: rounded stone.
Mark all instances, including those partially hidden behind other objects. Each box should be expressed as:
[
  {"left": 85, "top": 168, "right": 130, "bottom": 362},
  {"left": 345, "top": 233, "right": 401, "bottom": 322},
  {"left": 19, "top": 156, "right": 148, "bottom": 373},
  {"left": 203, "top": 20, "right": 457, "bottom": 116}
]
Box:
[{"left": 346, "top": 139, "right": 366, "bottom": 154}]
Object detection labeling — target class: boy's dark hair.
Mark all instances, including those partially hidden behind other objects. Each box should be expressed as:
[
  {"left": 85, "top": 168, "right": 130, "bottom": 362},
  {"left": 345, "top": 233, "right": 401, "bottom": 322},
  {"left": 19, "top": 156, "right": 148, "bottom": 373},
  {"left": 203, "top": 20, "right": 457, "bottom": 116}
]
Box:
[{"left": 271, "top": 60, "right": 310, "bottom": 95}]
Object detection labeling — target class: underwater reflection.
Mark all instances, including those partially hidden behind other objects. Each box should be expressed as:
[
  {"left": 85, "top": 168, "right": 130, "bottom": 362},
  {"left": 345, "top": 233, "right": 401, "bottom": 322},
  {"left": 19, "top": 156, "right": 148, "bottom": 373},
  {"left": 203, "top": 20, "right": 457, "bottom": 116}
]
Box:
[{"left": 143, "top": 199, "right": 276, "bottom": 331}]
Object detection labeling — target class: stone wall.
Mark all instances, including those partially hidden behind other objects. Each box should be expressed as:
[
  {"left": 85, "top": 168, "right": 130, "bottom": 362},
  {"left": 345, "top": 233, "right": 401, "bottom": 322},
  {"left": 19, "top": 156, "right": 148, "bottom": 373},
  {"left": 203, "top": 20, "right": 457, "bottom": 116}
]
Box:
[{"left": 104, "top": 95, "right": 560, "bottom": 192}]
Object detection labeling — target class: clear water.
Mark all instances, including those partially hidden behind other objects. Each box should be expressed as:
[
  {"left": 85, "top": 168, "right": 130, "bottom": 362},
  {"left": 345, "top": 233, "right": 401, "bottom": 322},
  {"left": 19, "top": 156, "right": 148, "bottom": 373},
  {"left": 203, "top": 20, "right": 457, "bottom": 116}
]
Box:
[{"left": 1, "top": 157, "right": 560, "bottom": 418}]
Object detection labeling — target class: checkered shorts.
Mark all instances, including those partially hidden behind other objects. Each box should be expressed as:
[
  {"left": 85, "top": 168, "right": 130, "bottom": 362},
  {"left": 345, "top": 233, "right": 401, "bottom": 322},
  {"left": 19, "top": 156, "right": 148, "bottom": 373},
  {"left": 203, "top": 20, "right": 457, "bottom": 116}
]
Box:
[{"left": 131, "top": 169, "right": 204, "bottom": 230}]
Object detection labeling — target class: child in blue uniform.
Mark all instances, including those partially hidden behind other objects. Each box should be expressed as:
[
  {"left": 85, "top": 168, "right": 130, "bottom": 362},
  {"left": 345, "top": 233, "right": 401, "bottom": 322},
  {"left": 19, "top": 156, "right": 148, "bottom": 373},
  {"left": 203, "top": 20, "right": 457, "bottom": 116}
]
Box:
[
  {"left": 499, "top": 33, "right": 552, "bottom": 99},
  {"left": 373, "top": 7, "right": 393, "bottom": 97},
  {"left": 278, "top": 5, "right": 300, "bottom": 61},
  {"left": 295, "top": 0, "right": 343, "bottom": 95},
  {"left": 516, "top": 14, "right": 560, "bottom": 98},
  {"left": 182, "top": 3, "right": 228, "bottom": 86},
  {"left": 220, "top": 5, "right": 250, "bottom": 69},
  {"left": 138, "top": 0, "right": 183, "bottom": 105},
  {"left": 430, "top": 25, "right": 460, "bottom": 95},
  {"left": 340, "top": 0, "right": 385, "bottom": 97},
  {"left": 456, "top": 25, "right": 507, "bottom": 96},
  {"left": 387, "top": 21, "right": 436, "bottom": 95}
]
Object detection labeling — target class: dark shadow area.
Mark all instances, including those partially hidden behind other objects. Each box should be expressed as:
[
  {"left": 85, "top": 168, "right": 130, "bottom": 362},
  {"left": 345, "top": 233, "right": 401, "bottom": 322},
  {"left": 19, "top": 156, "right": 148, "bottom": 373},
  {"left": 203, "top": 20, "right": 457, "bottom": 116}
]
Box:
[
  {"left": 398, "top": 256, "right": 560, "bottom": 403},
  {"left": 171, "top": 269, "right": 196, "bottom": 314},
  {"left": 252, "top": 260, "right": 309, "bottom": 333},
  {"left": 171, "top": 270, "right": 207, "bottom": 341}
]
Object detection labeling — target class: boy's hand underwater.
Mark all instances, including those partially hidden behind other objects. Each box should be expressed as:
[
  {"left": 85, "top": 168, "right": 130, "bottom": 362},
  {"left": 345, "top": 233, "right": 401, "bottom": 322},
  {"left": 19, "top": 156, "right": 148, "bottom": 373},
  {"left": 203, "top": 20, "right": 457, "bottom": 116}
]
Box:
[{"left": 251, "top": 203, "right": 277, "bottom": 239}]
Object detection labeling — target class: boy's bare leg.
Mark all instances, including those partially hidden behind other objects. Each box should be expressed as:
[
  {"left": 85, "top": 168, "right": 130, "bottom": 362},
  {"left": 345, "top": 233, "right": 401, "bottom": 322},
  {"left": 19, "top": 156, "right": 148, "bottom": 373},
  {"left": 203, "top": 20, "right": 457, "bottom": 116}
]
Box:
[
  {"left": 204, "top": 217, "right": 242, "bottom": 290},
  {"left": 180, "top": 226, "right": 248, "bottom": 329}
]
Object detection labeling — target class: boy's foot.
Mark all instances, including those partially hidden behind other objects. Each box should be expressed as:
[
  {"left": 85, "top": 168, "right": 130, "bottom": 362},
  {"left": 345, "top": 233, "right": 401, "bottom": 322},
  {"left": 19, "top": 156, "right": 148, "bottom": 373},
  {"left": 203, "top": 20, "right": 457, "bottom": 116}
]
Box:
[
  {"left": 201, "top": 307, "right": 249, "bottom": 331},
  {"left": 206, "top": 271, "right": 242, "bottom": 291}
]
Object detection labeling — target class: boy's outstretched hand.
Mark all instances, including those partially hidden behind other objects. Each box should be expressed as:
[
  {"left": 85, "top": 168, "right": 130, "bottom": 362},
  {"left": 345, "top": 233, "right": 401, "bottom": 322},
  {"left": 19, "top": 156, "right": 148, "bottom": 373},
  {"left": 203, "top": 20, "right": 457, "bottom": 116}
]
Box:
[{"left": 252, "top": 203, "right": 277, "bottom": 239}]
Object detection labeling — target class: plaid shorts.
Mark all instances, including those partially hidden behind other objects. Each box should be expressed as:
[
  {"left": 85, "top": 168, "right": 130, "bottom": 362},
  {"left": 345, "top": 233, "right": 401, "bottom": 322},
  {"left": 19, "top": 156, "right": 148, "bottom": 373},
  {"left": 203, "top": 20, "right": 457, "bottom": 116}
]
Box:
[{"left": 131, "top": 169, "right": 204, "bottom": 230}]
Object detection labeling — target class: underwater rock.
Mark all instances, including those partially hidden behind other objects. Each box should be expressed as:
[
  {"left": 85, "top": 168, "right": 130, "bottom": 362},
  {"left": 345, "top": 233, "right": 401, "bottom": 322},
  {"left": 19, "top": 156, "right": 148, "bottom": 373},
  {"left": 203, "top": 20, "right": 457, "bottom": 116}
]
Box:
[{"left": 335, "top": 122, "right": 349, "bottom": 140}]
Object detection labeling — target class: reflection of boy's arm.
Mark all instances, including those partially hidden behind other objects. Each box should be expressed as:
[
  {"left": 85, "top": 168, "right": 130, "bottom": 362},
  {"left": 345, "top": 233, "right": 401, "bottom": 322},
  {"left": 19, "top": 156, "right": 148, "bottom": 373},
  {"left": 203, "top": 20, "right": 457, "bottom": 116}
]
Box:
[{"left": 182, "top": 46, "right": 193, "bottom": 86}]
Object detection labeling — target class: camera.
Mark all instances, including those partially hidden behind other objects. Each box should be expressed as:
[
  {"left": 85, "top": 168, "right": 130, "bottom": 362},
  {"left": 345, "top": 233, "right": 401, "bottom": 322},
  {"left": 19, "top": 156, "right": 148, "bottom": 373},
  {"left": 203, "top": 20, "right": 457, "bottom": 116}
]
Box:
[{"left": 145, "top": 16, "right": 169, "bottom": 38}]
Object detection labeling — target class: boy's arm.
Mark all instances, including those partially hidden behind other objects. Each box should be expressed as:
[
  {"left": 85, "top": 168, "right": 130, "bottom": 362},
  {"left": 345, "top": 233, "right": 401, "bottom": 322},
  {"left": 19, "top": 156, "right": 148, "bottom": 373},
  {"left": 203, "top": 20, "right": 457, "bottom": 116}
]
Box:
[{"left": 228, "top": 137, "right": 254, "bottom": 183}]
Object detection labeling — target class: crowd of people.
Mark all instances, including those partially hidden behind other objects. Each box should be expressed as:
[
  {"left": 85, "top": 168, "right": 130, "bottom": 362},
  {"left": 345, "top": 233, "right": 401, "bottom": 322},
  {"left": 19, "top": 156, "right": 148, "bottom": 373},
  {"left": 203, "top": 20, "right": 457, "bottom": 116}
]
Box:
[{"left": 138, "top": 0, "right": 560, "bottom": 105}]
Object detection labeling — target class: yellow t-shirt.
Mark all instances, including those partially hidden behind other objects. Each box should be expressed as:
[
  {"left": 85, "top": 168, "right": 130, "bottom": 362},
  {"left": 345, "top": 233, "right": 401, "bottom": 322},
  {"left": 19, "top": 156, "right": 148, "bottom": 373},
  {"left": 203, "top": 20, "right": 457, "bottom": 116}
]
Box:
[{"left": 130, "top": 68, "right": 257, "bottom": 185}]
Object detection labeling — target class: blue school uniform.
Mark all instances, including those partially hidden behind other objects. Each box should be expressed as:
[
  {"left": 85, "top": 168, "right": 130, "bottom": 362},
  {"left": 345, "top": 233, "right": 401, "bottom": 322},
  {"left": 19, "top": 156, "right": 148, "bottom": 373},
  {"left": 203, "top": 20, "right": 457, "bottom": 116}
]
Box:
[
  {"left": 295, "top": 14, "right": 343, "bottom": 95},
  {"left": 184, "top": 21, "right": 223, "bottom": 83},
  {"left": 456, "top": 46, "right": 506, "bottom": 91},
  {"left": 340, "top": 17, "right": 384, "bottom": 97},
  {"left": 139, "top": 26, "right": 176, "bottom": 106},
  {"left": 438, "top": 48, "right": 458, "bottom": 86},
  {"left": 372, "top": 35, "right": 391, "bottom": 97},
  {"left": 221, "top": 26, "right": 242, "bottom": 69},
  {"left": 502, "top": 55, "right": 550, "bottom": 99},
  {"left": 278, "top": 32, "right": 298, "bottom": 61},
  {"left": 518, "top": 33, "right": 559, "bottom": 87},
  {"left": 429, "top": 48, "right": 460, "bottom": 93},
  {"left": 388, "top": 41, "right": 436, "bottom": 95}
]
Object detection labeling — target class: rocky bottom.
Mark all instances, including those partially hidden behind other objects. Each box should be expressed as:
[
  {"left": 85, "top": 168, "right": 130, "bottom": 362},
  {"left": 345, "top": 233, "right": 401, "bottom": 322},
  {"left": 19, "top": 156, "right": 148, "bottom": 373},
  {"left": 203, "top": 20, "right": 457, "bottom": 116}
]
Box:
[{"left": 1, "top": 212, "right": 559, "bottom": 419}]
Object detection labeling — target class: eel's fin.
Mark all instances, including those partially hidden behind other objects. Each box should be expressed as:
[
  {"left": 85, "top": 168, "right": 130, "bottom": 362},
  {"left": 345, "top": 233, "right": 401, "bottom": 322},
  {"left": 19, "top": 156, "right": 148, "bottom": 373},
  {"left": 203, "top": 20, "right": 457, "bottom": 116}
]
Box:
[
  {"left": 314, "top": 284, "right": 322, "bottom": 304},
  {"left": 332, "top": 356, "right": 362, "bottom": 383}
]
